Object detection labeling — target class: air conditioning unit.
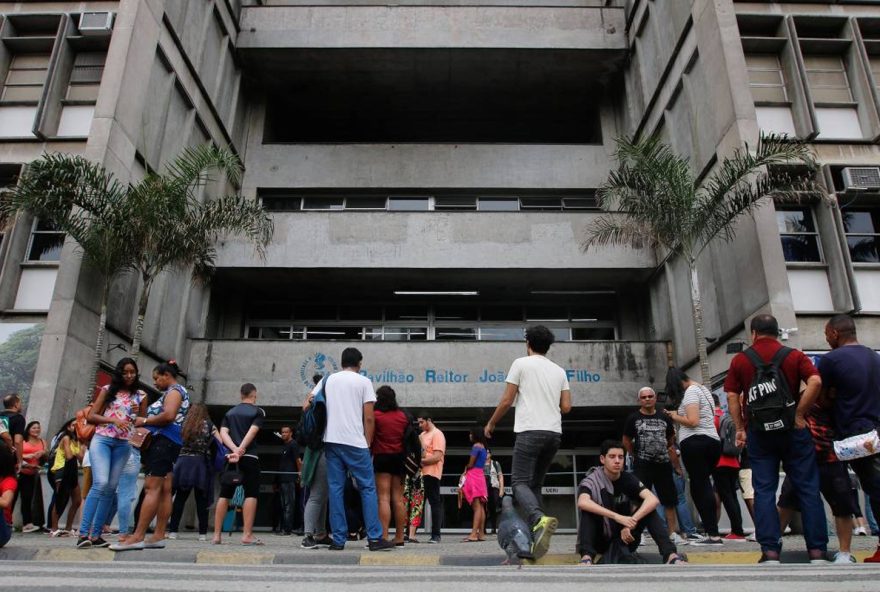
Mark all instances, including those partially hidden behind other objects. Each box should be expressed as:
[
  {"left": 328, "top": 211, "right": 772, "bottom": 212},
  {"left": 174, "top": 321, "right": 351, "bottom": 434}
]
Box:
[
  {"left": 79, "top": 12, "right": 113, "bottom": 36},
  {"left": 841, "top": 167, "right": 880, "bottom": 192}
]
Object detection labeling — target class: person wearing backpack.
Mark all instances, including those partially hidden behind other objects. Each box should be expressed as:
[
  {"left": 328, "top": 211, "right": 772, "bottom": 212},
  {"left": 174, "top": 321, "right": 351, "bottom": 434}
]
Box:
[
  {"left": 712, "top": 400, "right": 746, "bottom": 541},
  {"left": 724, "top": 314, "right": 828, "bottom": 565}
]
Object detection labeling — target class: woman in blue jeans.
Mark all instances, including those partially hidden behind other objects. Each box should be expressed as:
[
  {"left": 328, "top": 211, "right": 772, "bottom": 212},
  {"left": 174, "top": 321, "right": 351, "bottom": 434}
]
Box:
[{"left": 77, "top": 358, "right": 146, "bottom": 549}]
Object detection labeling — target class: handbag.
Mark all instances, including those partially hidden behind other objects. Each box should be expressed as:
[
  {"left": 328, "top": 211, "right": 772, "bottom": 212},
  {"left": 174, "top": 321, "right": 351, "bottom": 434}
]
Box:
[
  {"left": 220, "top": 463, "right": 244, "bottom": 488},
  {"left": 128, "top": 426, "right": 152, "bottom": 450},
  {"left": 833, "top": 429, "right": 880, "bottom": 461}
]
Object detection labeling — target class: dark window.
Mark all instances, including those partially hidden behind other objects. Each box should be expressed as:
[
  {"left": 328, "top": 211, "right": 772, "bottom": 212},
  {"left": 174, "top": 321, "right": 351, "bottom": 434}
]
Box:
[
  {"left": 27, "top": 219, "right": 65, "bottom": 262},
  {"left": 435, "top": 327, "right": 477, "bottom": 341},
  {"left": 386, "top": 305, "right": 429, "bottom": 321},
  {"left": 843, "top": 209, "right": 880, "bottom": 263},
  {"left": 435, "top": 305, "right": 478, "bottom": 321},
  {"left": 571, "top": 327, "right": 615, "bottom": 340},
  {"left": 776, "top": 207, "right": 821, "bottom": 262}
]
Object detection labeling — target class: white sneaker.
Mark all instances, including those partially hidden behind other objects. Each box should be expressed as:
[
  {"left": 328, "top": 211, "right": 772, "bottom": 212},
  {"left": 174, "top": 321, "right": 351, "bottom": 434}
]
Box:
[
  {"left": 198, "top": 535, "right": 207, "bottom": 542},
  {"left": 833, "top": 552, "right": 856, "bottom": 564},
  {"left": 639, "top": 534, "right": 646, "bottom": 546},
  {"left": 670, "top": 532, "right": 686, "bottom": 545},
  {"left": 22, "top": 524, "right": 39, "bottom": 533},
  {"left": 854, "top": 527, "right": 868, "bottom": 536},
  {"left": 167, "top": 532, "right": 178, "bottom": 540},
  {"left": 746, "top": 532, "right": 757, "bottom": 542}
]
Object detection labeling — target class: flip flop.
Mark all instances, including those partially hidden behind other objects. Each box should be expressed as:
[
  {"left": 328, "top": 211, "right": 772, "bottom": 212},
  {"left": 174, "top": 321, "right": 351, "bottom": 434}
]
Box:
[
  {"left": 212, "top": 539, "right": 222, "bottom": 545},
  {"left": 241, "top": 539, "right": 265, "bottom": 546},
  {"left": 461, "top": 537, "right": 480, "bottom": 543}
]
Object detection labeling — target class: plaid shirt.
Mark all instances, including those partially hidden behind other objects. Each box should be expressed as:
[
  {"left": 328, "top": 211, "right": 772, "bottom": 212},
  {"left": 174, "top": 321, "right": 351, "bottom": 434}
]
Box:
[{"left": 807, "top": 405, "right": 837, "bottom": 464}]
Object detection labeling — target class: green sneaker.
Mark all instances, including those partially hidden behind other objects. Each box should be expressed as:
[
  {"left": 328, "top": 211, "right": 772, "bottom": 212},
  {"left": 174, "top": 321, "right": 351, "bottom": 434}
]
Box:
[{"left": 530, "top": 515, "right": 558, "bottom": 560}]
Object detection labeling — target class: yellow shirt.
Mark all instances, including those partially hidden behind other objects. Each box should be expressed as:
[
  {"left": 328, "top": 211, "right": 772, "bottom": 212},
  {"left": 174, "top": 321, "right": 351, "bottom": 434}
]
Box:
[{"left": 51, "top": 438, "right": 81, "bottom": 472}]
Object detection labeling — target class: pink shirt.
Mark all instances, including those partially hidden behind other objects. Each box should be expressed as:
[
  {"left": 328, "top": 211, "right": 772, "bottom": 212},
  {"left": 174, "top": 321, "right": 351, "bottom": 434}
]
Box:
[
  {"left": 94, "top": 387, "right": 146, "bottom": 440},
  {"left": 419, "top": 427, "right": 446, "bottom": 479}
]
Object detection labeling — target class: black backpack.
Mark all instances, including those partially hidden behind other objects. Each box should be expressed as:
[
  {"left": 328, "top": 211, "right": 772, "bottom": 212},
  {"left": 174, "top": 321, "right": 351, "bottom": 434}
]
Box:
[
  {"left": 295, "top": 375, "right": 329, "bottom": 450},
  {"left": 718, "top": 413, "right": 740, "bottom": 457},
  {"left": 401, "top": 412, "right": 422, "bottom": 477},
  {"left": 743, "top": 346, "right": 796, "bottom": 432}
]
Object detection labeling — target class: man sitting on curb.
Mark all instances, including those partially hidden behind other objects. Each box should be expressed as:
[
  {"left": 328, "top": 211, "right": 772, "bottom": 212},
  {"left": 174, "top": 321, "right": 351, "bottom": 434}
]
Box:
[{"left": 576, "top": 439, "right": 686, "bottom": 565}]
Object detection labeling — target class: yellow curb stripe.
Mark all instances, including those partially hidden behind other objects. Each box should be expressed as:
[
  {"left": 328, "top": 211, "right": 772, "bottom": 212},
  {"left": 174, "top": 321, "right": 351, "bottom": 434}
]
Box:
[
  {"left": 196, "top": 550, "right": 274, "bottom": 565},
  {"left": 360, "top": 553, "right": 440, "bottom": 566},
  {"left": 685, "top": 552, "right": 762, "bottom": 564},
  {"left": 34, "top": 548, "right": 115, "bottom": 562},
  {"left": 529, "top": 554, "right": 581, "bottom": 565}
]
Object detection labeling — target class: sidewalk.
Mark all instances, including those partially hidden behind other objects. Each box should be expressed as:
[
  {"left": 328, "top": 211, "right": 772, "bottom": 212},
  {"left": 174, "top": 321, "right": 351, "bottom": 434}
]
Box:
[{"left": 2, "top": 532, "right": 877, "bottom": 566}]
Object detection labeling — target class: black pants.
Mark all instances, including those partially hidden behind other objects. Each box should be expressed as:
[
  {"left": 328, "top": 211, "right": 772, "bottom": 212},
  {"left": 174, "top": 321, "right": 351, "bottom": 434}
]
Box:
[
  {"left": 576, "top": 507, "right": 677, "bottom": 562},
  {"left": 18, "top": 473, "right": 41, "bottom": 526},
  {"left": 485, "top": 479, "right": 500, "bottom": 532},
  {"left": 680, "top": 435, "right": 721, "bottom": 537},
  {"left": 279, "top": 482, "right": 296, "bottom": 533},
  {"left": 849, "top": 454, "right": 880, "bottom": 535},
  {"left": 169, "top": 487, "right": 210, "bottom": 535},
  {"left": 423, "top": 475, "right": 443, "bottom": 539},
  {"left": 714, "top": 466, "right": 744, "bottom": 535}
]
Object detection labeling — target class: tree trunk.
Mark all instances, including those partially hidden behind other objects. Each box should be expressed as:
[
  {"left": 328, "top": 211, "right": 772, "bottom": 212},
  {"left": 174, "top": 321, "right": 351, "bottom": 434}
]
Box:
[
  {"left": 129, "top": 273, "right": 154, "bottom": 363},
  {"left": 86, "top": 279, "right": 111, "bottom": 403},
  {"left": 689, "top": 262, "right": 712, "bottom": 386}
]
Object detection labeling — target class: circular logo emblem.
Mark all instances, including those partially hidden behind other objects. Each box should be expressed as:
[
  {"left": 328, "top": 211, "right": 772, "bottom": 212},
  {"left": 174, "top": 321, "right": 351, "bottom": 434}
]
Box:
[{"left": 299, "top": 352, "right": 339, "bottom": 388}]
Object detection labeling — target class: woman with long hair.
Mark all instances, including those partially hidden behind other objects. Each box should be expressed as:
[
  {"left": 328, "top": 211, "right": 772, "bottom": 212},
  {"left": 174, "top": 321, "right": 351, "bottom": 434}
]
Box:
[
  {"left": 664, "top": 367, "right": 723, "bottom": 546},
  {"left": 460, "top": 425, "right": 489, "bottom": 542},
  {"left": 48, "top": 419, "right": 85, "bottom": 536},
  {"left": 371, "top": 385, "right": 409, "bottom": 545},
  {"left": 110, "top": 361, "right": 190, "bottom": 551},
  {"left": 20, "top": 420, "right": 47, "bottom": 533},
  {"left": 0, "top": 440, "right": 17, "bottom": 547},
  {"left": 78, "top": 358, "right": 146, "bottom": 549},
  {"left": 169, "top": 403, "right": 217, "bottom": 540}
]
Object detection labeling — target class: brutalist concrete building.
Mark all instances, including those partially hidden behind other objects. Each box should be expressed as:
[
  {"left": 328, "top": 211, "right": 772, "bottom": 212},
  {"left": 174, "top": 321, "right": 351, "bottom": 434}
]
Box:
[{"left": 3, "top": 0, "right": 880, "bottom": 527}]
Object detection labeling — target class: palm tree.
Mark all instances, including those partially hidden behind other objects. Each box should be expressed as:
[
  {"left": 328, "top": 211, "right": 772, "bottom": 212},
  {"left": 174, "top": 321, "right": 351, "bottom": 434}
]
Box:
[
  {"left": 583, "top": 132, "right": 820, "bottom": 385},
  {"left": 124, "top": 145, "right": 274, "bottom": 360},
  {"left": 1, "top": 154, "right": 134, "bottom": 400}
]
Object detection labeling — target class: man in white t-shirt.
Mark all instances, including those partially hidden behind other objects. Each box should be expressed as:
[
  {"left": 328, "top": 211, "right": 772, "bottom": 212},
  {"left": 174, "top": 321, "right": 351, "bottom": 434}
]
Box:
[
  {"left": 485, "top": 325, "right": 571, "bottom": 559},
  {"left": 313, "top": 347, "right": 393, "bottom": 552}
]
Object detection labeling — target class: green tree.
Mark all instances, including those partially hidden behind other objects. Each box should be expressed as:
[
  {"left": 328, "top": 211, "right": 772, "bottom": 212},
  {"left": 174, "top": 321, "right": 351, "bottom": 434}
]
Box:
[
  {"left": 583, "top": 132, "right": 819, "bottom": 384},
  {"left": 0, "top": 324, "right": 45, "bottom": 408}
]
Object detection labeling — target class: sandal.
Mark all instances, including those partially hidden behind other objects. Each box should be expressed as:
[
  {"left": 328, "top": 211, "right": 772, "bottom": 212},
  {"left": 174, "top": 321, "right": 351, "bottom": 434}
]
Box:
[
  {"left": 241, "top": 539, "right": 265, "bottom": 546},
  {"left": 462, "top": 537, "right": 480, "bottom": 542},
  {"left": 579, "top": 556, "right": 593, "bottom": 565},
  {"left": 666, "top": 553, "right": 688, "bottom": 565}
]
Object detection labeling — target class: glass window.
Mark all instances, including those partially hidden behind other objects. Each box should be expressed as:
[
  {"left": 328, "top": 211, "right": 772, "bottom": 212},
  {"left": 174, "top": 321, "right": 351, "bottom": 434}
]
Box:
[
  {"left": 382, "top": 327, "right": 428, "bottom": 341},
  {"left": 2, "top": 54, "right": 50, "bottom": 103},
  {"left": 345, "top": 196, "right": 387, "bottom": 209},
  {"left": 261, "top": 196, "right": 301, "bottom": 211},
  {"left": 305, "top": 326, "right": 362, "bottom": 339},
  {"left": 66, "top": 51, "right": 106, "bottom": 103},
  {"left": 843, "top": 209, "right": 880, "bottom": 263},
  {"left": 479, "top": 327, "right": 525, "bottom": 341},
  {"left": 388, "top": 197, "right": 430, "bottom": 211},
  {"left": 434, "top": 196, "right": 476, "bottom": 211},
  {"left": 519, "top": 197, "right": 562, "bottom": 211},
  {"left": 302, "top": 197, "right": 344, "bottom": 210},
  {"left": 776, "top": 207, "right": 821, "bottom": 262},
  {"left": 477, "top": 198, "right": 519, "bottom": 211},
  {"left": 435, "top": 327, "right": 477, "bottom": 340},
  {"left": 27, "top": 218, "right": 64, "bottom": 262},
  {"left": 745, "top": 54, "right": 788, "bottom": 103},
  {"left": 803, "top": 55, "right": 853, "bottom": 103}
]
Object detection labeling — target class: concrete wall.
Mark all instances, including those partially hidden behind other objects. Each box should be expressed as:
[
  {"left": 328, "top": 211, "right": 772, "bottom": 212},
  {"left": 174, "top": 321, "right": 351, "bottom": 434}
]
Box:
[
  {"left": 238, "top": 5, "right": 625, "bottom": 50},
  {"left": 187, "top": 339, "right": 670, "bottom": 408}
]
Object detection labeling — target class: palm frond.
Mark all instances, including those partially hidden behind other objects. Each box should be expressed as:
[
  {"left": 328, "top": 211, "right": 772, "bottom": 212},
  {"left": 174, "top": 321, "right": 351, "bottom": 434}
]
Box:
[
  {"left": 162, "top": 144, "right": 243, "bottom": 199},
  {"left": 581, "top": 215, "right": 661, "bottom": 252}
]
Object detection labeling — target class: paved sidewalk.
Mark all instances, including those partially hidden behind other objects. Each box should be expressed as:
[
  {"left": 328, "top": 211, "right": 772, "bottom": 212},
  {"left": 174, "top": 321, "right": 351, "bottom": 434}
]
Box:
[{"left": 1, "top": 532, "right": 877, "bottom": 566}]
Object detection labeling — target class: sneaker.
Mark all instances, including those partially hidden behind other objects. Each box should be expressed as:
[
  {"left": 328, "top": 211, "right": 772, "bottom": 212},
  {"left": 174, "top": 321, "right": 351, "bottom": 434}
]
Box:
[
  {"left": 167, "top": 532, "right": 178, "bottom": 540},
  {"left": 315, "top": 536, "right": 334, "bottom": 547},
  {"left": 368, "top": 539, "right": 395, "bottom": 552},
  {"left": 758, "top": 552, "right": 781, "bottom": 565},
  {"left": 428, "top": 537, "right": 441, "bottom": 544},
  {"left": 22, "top": 523, "right": 39, "bottom": 534},
  {"left": 76, "top": 536, "right": 92, "bottom": 549},
  {"left": 864, "top": 547, "right": 880, "bottom": 563},
  {"left": 854, "top": 526, "right": 868, "bottom": 536},
  {"left": 690, "top": 536, "right": 723, "bottom": 546},
  {"left": 91, "top": 537, "right": 110, "bottom": 548},
  {"left": 684, "top": 532, "right": 702, "bottom": 541},
  {"left": 833, "top": 552, "right": 856, "bottom": 565},
  {"left": 746, "top": 533, "right": 757, "bottom": 542},
  {"left": 638, "top": 534, "right": 646, "bottom": 546},
  {"left": 530, "top": 515, "right": 558, "bottom": 560},
  {"left": 723, "top": 533, "right": 746, "bottom": 541},
  {"left": 198, "top": 535, "right": 207, "bottom": 542},
  {"left": 328, "top": 542, "right": 345, "bottom": 551},
  {"left": 301, "top": 535, "right": 318, "bottom": 549},
  {"left": 50, "top": 529, "right": 69, "bottom": 538},
  {"left": 670, "top": 532, "right": 686, "bottom": 545}
]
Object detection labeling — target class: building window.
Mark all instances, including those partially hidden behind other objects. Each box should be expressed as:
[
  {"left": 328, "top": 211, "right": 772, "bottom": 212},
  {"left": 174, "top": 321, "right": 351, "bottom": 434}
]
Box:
[
  {"left": 777, "top": 207, "right": 821, "bottom": 262},
  {"left": 2, "top": 54, "right": 51, "bottom": 103},
  {"left": 745, "top": 54, "right": 788, "bottom": 103},
  {"left": 804, "top": 55, "right": 853, "bottom": 104},
  {"left": 27, "top": 219, "right": 65, "bottom": 262},
  {"left": 842, "top": 209, "right": 880, "bottom": 263},
  {"left": 66, "top": 52, "right": 107, "bottom": 103}
]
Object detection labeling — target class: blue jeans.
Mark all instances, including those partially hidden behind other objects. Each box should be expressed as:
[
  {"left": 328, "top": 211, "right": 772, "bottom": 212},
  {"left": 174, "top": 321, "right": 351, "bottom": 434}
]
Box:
[
  {"left": 79, "top": 435, "right": 131, "bottom": 538},
  {"left": 660, "top": 470, "right": 697, "bottom": 535},
  {"left": 116, "top": 447, "right": 141, "bottom": 534},
  {"left": 324, "top": 443, "right": 382, "bottom": 546},
  {"left": 748, "top": 427, "right": 828, "bottom": 554},
  {"left": 0, "top": 514, "right": 10, "bottom": 547},
  {"left": 865, "top": 493, "right": 879, "bottom": 535}
]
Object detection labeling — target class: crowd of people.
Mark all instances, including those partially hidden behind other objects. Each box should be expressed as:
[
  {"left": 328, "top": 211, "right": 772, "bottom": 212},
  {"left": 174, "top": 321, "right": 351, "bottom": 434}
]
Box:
[{"left": 0, "top": 316, "right": 879, "bottom": 566}]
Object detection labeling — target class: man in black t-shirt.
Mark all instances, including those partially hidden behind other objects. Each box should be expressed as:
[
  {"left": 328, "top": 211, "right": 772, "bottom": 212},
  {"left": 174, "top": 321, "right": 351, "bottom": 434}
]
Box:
[
  {"left": 1, "top": 394, "right": 25, "bottom": 469},
  {"left": 212, "top": 383, "right": 266, "bottom": 545},
  {"left": 277, "top": 425, "right": 302, "bottom": 536},
  {"left": 622, "top": 387, "right": 681, "bottom": 542},
  {"left": 576, "top": 440, "right": 684, "bottom": 565}
]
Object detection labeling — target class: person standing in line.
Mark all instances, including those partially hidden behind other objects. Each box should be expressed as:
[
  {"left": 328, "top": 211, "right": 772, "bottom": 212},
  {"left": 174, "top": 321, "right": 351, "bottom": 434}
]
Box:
[
  {"left": 622, "top": 386, "right": 682, "bottom": 544},
  {"left": 712, "top": 399, "right": 746, "bottom": 541},
  {"left": 1, "top": 441, "right": 17, "bottom": 547},
  {"left": 169, "top": 403, "right": 217, "bottom": 541},
  {"left": 371, "top": 386, "right": 409, "bottom": 545},
  {"left": 20, "top": 421, "right": 47, "bottom": 533},
  {"left": 110, "top": 361, "right": 190, "bottom": 551},
  {"left": 461, "top": 426, "right": 489, "bottom": 542},
  {"left": 1, "top": 394, "right": 25, "bottom": 471},
  {"left": 418, "top": 415, "right": 446, "bottom": 544},
  {"left": 47, "top": 419, "right": 85, "bottom": 536},
  {"left": 277, "top": 425, "right": 302, "bottom": 536},
  {"left": 213, "top": 383, "right": 265, "bottom": 546},
  {"left": 77, "top": 358, "right": 146, "bottom": 549},
  {"left": 485, "top": 325, "right": 571, "bottom": 559},
  {"left": 300, "top": 375, "right": 332, "bottom": 549},
  {"left": 664, "top": 367, "right": 723, "bottom": 546},
  {"left": 818, "top": 314, "right": 880, "bottom": 563},
  {"left": 484, "top": 450, "right": 504, "bottom": 535},
  {"left": 725, "top": 314, "right": 827, "bottom": 564},
  {"left": 404, "top": 470, "right": 425, "bottom": 542},
  {"left": 313, "top": 347, "right": 394, "bottom": 551}
]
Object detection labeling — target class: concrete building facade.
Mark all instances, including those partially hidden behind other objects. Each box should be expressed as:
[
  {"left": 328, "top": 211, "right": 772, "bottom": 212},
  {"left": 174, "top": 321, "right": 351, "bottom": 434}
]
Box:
[{"left": 3, "top": 0, "right": 880, "bottom": 528}]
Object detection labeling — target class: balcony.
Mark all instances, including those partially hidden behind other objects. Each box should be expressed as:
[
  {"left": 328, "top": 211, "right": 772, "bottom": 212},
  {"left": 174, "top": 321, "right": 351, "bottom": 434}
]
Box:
[{"left": 187, "top": 339, "right": 670, "bottom": 408}]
